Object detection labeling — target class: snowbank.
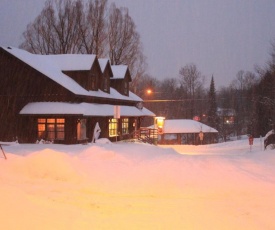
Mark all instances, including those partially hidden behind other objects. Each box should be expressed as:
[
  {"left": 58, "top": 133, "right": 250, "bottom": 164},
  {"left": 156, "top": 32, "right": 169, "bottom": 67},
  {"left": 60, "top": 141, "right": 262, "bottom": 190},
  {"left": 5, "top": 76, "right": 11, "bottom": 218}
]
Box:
[{"left": 1, "top": 139, "right": 275, "bottom": 229}]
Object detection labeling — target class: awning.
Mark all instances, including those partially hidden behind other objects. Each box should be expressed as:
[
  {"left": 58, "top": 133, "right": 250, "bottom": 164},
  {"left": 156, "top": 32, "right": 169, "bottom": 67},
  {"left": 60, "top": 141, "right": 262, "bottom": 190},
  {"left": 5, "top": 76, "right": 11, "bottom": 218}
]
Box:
[{"left": 20, "top": 102, "right": 155, "bottom": 117}]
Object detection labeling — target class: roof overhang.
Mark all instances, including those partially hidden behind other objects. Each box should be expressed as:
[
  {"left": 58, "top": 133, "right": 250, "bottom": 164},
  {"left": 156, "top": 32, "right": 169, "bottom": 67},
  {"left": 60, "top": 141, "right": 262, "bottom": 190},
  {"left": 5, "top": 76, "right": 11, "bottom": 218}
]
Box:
[
  {"left": 20, "top": 102, "right": 155, "bottom": 117},
  {"left": 163, "top": 119, "right": 218, "bottom": 133}
]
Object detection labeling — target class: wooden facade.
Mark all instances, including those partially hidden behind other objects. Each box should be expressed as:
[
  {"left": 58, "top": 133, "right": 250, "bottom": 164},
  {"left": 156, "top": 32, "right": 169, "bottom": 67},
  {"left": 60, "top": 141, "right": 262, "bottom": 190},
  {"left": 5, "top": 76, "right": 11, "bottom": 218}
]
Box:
[
  {"left": 156, "top": 119, "right": 218, "bottom": 145},
  {"left": 0, "top": 47, "right": 154, "bottom": 144},
  {"left": 158, "top": 132, "right": 218, "bottom": 145}
]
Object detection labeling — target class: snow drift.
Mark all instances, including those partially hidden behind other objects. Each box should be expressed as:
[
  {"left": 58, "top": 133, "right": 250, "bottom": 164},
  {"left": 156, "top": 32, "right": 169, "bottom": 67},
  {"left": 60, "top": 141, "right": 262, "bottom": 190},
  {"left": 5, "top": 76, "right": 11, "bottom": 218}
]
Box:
[{"left": 1, "top": 138, "right": 275, "bottom": 229}]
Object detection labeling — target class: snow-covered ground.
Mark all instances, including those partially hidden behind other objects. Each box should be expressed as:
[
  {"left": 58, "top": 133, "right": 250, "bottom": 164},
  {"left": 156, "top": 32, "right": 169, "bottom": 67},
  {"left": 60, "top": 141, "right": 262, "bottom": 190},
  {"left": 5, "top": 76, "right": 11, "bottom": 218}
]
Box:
[{"left": 1, "top": 137, "right": 275, "bottom": 229}]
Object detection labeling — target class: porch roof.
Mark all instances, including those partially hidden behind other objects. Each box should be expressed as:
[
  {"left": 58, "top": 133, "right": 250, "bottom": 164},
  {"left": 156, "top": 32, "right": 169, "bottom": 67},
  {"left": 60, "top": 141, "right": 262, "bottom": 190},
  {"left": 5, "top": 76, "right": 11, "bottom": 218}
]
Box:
[
  {"left": 163, "top": 119, "right": 218, "bottom": 134},
  {"left": 20, "top": 102, "right": 155, "bottom": 117}
]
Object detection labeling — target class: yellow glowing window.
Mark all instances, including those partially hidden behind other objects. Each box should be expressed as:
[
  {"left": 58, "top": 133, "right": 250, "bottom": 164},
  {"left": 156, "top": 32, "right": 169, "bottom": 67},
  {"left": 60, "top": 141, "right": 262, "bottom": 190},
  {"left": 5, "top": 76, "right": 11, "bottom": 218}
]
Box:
[
  {"left": 122, "top": 118, "right": 129, "bottom": 134},
  {"left": 109, "top": 118, "right": 118, "bottom": 137}
]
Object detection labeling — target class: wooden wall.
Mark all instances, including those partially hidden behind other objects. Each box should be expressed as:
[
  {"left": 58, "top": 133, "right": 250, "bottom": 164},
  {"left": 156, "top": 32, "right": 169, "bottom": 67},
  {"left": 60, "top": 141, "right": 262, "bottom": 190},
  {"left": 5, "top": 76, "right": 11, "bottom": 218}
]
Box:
[{"left": 0, "top": 48, "right": 146, "bottom": 144}]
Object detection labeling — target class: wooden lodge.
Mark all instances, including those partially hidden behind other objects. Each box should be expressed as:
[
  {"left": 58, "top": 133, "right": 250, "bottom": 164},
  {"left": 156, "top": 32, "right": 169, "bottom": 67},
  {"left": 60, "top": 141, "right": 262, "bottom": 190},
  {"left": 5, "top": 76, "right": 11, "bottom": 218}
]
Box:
[{"left": 0, "top": 47, "right": 155, "bottom": 144}]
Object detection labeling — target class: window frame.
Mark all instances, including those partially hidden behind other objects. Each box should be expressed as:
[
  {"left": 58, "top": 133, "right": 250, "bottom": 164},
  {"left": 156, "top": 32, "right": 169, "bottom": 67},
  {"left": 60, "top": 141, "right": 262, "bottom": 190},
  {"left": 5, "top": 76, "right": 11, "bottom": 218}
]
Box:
[
  {"left": 124, "top": 81, "right": 128, "bottom": 95},
  {"left": 77, "top": 119, "right": 87, "bottom": 140},
  {"left": 109, "top": 118, "right": 118, "bottom": 137},
  {"left": 122, "top": 118, "right": 129, "bottom": 135},
  {"left": 37, "top": 118, "right": 65, "bottom": 141}
]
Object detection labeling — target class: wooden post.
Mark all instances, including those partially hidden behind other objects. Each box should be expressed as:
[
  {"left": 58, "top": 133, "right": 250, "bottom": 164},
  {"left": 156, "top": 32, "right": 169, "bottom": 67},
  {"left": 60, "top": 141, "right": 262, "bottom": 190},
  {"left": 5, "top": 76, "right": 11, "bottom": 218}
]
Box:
[{"left": 0, "top": 144, "right": 7, "bottom": 160}]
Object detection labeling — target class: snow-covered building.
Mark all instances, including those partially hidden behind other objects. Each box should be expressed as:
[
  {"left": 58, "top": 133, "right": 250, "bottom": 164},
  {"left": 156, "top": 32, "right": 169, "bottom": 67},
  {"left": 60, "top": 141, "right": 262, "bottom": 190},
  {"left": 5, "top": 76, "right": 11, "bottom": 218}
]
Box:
[
  {"left": 0, "top": 47, "right": 155, "bottom": 144},
  {"left": 158, "top": 119, "right": 218, "bottom": 145}
]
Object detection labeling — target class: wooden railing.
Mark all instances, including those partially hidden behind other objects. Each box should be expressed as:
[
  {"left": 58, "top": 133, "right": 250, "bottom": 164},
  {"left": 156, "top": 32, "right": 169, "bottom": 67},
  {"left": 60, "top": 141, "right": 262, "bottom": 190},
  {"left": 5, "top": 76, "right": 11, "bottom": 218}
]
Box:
[{"left": 132, "top": 127, "right": 158, "bottom": 145}]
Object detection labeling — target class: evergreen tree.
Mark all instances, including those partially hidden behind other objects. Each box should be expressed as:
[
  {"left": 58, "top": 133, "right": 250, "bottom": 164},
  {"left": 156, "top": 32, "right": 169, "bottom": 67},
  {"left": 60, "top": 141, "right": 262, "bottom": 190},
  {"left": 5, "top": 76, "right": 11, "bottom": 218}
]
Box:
[{"left": 207, "top": 76, "right": 218, "bottom": 129}]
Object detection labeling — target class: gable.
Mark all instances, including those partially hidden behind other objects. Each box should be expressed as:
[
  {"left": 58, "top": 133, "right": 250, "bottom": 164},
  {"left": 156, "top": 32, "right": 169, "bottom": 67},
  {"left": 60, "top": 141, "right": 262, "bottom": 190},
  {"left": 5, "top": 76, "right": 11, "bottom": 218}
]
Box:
[
  {"left": 0, "top": 48, "right": 75, "bottom": 98},
  {"left": 63, "top": 58, "right": 101, "bottom": 91},
  {"left": 2, "top": 47, "right": 89, "bottom": 96},
  {"left": 1, "top": 47, "right": 142, "bottom": 103},
  {"left": 111, "top": 65, "right": 132, "bottom": 82},
  {"left": 110, "top": 65, "right": 132, "bottom": 96}
]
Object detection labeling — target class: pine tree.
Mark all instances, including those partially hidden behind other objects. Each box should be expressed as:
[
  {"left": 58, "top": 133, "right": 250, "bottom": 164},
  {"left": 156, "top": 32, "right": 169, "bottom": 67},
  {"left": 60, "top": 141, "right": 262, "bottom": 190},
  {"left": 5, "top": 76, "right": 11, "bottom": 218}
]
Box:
[{"left": 207, "top": 76, "right": 218, "bottom": 129}]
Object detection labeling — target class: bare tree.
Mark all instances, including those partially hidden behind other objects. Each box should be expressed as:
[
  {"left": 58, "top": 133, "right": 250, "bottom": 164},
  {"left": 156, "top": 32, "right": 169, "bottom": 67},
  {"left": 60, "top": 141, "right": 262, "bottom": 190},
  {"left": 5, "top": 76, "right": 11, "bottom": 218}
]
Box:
[
  {"left": 20, "top": 1, "right": 56, "bottom": 54},
  {"left": 20, "top": 0, "right": 84, "bottom": 54},
  {"left": 229, "top": 70, "right": 259, "bottom": 136},
  {"left": 79, "top": 0, "right": 108, "bottom": 56},
  {"left": 107, "top": 3, "right": 143, "bottom": 72},
  {"left": 53, "top": 0, "right": 84, "bottom": 53},
  {"left": 231, "top": 70, "right": 244, "bottom": 90},
  {"left": 268, "top": 39, "right": 275, "bottom": 72},
  {"left": 20, "top": 0, "right": 146, "bottom": 83},
  {"left": 158, "top": 78, "right": 180, "bottom": 118},
  {"left": 178, "top": 63, "right": 205, "bottom": 118},
  {"left": 179, "top": 63, "right": 205, "bottom": 96}
]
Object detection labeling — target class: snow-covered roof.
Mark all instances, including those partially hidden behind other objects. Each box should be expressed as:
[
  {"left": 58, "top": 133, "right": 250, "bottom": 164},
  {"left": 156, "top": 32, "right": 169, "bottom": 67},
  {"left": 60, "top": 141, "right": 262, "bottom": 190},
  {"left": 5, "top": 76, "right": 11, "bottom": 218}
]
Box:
[
  {"left": 111, "top": 65, "right": 128, "bottom": 79},
  {"left": 98, "top": 58, "right": 109, "bottom": 73},
  {"left": 163, "top": 119, "right": 218, "bottom": 134},
  {"left": 46, "top": 54, "right": 96, "bottom": 71},
  {"left": 264, "top": 129, "right": 275, "bottom": 139},
  {"left": 20, "top": 102, "right": 155, "bottom": 117},
  {"left": 2, "top": 47, "right": 140, "bottom": 102},
  {"left": 3, "top": 47, "right": 89, "bottom": 95},
  {"left": 86, "top": 88, "right": 142, "bottom": 101}
]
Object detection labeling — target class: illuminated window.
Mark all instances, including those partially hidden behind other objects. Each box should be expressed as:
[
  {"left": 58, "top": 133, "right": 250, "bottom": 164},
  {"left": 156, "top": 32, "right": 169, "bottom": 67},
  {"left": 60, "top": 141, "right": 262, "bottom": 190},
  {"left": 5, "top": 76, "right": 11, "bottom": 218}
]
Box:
[
  {"left": 56, "top": 124, "right": 65, "bottom": 140},
  {"left": 122, "top": 118, "right": 129, "bottom": 134},
  {"left": 109, "top": 118, "right": 118, "bottom": 137},
  {"left": 38, "top": 124, "right": 45, "bottom": 139},
  {"left": 223, "top": 116, "right": 234, "bottom": 124},
  {"left": 47, "top": 124, "right": 55, "bottom": 140},
  {"left": 56, "top": 118, "right": 65, "bottom": 123},
  {"left": 37, "top": 118, "right": 65, "bottom": 140}
]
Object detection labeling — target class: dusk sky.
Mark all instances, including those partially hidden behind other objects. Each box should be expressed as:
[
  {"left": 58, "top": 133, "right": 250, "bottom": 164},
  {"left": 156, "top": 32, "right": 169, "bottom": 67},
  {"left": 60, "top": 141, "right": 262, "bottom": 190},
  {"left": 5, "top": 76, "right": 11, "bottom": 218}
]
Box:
[{"left": 1, "top": 0, "right": 275, "bottom": 88}]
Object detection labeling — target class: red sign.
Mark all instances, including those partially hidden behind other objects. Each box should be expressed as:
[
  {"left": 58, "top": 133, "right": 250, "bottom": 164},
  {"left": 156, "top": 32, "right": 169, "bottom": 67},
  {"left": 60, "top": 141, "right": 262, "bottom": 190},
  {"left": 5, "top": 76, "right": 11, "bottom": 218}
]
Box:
[{"left": 193, "top": 116, "right": 200, "bottom": 121}]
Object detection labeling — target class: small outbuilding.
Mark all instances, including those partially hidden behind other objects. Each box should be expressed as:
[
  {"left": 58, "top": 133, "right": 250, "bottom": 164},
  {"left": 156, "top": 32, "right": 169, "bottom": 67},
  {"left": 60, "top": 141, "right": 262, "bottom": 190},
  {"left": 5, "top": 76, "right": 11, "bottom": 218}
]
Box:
[{"left": 157, "top": 119, "right": 218, "bottom": 145}]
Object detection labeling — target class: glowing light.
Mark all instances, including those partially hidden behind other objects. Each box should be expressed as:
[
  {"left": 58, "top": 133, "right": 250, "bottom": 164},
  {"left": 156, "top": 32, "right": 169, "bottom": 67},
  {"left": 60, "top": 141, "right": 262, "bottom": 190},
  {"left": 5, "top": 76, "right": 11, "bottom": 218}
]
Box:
[
  {"left": 146, "top": 89, "right": 152, "bottom": 95},
  {"left": 155, "top": 116, "right": 165, "bottom": 134}
]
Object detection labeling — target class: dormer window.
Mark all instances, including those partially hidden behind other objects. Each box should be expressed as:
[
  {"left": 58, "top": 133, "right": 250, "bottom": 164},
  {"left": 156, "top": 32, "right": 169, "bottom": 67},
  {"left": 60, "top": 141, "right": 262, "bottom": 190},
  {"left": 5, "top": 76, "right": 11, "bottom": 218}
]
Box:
[
  {"left": 91, "top": 75, "right": 96, "bottom": 90},
  {"left": 124, "top": 81, "right": 128, "bottom": 95},
  {"left": 103, "top": 77, "right": 108, "bottom": 91}
]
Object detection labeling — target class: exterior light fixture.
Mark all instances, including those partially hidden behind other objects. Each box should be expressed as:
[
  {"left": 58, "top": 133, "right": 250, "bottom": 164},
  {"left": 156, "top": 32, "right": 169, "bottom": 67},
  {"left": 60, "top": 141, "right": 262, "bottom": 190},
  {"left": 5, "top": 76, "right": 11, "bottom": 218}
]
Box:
[{"left": 154, "top": 116, "right": 165, "bottom": 134}]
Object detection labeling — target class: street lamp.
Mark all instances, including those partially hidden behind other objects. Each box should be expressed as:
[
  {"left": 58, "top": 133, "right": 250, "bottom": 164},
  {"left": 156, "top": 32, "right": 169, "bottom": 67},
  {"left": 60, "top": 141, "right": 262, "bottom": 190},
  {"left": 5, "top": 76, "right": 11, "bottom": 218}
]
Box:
[{"left": 146, "top": 89, "right": 152, "bottom": 95}]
